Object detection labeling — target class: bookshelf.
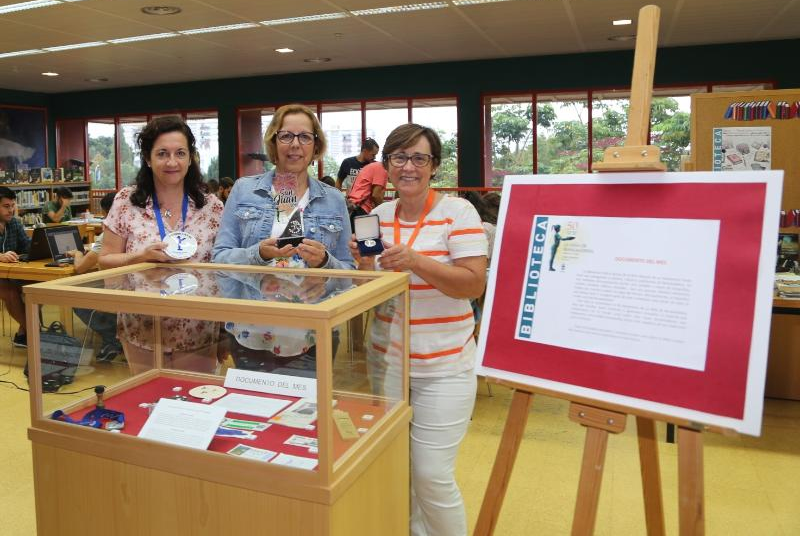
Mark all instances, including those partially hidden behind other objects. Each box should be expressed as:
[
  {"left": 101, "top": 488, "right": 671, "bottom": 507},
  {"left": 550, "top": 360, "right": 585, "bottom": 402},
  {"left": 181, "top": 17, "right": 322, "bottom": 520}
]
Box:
[{"left": 1, "top": 182, "right": 91, "bottom": 225}]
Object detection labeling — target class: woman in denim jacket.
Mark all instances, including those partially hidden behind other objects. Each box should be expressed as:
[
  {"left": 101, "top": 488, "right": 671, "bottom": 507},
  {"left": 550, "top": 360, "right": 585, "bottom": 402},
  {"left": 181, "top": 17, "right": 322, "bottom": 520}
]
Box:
[{"left": 212, "top": 103, "right": 354, "bottom": 374}]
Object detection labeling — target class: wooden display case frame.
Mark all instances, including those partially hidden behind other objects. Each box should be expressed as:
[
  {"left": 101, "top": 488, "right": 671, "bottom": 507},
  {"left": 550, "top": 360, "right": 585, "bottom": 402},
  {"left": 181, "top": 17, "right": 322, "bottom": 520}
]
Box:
[{"left": 25, "top": 263, "right": 411, "bottom": 536}]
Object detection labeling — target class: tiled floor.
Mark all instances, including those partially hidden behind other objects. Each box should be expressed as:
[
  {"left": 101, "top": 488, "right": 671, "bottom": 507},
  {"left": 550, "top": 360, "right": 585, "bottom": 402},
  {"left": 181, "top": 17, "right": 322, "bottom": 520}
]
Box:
[{"left": 1, "top": 316, "right": 798, "bottom": 535}]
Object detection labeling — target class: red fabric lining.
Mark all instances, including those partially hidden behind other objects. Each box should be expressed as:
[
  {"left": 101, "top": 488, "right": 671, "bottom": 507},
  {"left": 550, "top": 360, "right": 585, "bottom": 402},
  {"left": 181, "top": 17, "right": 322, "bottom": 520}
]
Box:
[{"left": 68, "top": 376, "right": 392, "bottom": 465}]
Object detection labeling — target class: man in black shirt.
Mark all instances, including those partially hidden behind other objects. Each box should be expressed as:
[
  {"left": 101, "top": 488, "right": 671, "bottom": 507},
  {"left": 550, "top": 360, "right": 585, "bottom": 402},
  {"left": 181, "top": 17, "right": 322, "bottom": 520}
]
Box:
[
  {"left": 0, "top": 186, "right": 32, "bottom": 347},
  {"left": 336, "top": 138, "right": 379, "bottom": 191}
]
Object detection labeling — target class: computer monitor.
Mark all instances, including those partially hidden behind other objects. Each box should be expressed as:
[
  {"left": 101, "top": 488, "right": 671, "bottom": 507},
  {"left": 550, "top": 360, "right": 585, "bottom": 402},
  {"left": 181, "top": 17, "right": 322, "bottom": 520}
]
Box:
[{"left": 44, "top": 226, "right": 84, "bottom": 262}]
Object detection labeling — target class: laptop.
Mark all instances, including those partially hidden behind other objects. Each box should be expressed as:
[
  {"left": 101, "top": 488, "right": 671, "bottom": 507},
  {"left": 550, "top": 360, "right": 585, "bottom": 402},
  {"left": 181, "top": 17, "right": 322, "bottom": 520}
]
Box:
[
  {"left": 45, "top": 226, "right": 84, "bottom": 262},
  {"left": 23, "top": 225, "right": 84, "bottom": 262}
]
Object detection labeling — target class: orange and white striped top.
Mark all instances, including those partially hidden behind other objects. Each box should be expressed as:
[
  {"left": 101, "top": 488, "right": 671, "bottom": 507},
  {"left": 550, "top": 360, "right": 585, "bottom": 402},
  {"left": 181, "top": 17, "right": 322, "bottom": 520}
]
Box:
[{"left": 371, "top": 195, "right": 488, "bottom": 378}]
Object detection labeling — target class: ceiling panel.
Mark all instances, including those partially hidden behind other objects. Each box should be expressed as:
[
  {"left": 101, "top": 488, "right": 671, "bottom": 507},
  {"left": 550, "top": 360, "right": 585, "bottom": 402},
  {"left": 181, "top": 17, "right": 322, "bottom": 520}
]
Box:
[{"left": 0, "top": 0, "right": 797, "bottom": 93}]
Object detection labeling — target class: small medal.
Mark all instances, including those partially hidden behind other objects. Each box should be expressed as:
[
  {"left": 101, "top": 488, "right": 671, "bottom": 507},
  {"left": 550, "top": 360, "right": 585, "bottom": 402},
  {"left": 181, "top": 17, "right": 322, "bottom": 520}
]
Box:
[
  {"left": 163, "top": 231, "right": 198, "bottom": 260},
  {"left": 189, "top": 385, "right": 227, "bottom": 400},
  {"left": 364, "top": 239, "right": 377, "bottom": 247}
]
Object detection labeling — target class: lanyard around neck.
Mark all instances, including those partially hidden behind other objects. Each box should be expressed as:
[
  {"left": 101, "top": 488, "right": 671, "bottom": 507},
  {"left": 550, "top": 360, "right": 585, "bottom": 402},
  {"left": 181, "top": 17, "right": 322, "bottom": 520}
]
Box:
[
  {"left": 152, "top": 192, "right": 188, "bottom": 240},
  {"left": 393, "top": 189, "right": 436, "bottom": 250}
]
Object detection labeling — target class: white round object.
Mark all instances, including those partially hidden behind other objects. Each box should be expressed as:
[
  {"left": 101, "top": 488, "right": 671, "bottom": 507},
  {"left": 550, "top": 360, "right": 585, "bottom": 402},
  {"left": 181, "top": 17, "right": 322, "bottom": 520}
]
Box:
[
  {"left": 163, "top": 273, "right": 199, "bottom": 296},
  {"left": 364, "top": 239, "right": 377, "bottom": 247},
  {"left": 163, "top": 231, "right": 198, "bottom": 260},
  {"left": 172, "top": 386, "right": 182, "bottom": 392},
  {"left": 188, "top": 385, "right": 227, "bottom": 400}
]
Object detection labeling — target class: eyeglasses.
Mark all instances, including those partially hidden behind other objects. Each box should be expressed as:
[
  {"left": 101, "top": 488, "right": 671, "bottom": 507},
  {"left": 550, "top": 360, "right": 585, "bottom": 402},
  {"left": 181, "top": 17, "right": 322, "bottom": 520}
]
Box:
[
  {"left": 386, "top": 153, "right": 434, "bottom": 168},
  {"left": 275, "top": 130, "right": 316, "bottom": 145}
]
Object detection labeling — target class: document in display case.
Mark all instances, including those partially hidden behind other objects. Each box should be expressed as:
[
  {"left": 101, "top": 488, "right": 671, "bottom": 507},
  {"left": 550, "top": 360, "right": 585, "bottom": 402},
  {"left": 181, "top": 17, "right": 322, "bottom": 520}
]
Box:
[{"left": 24, "top": 263, "right": 411, "bottom": 536}]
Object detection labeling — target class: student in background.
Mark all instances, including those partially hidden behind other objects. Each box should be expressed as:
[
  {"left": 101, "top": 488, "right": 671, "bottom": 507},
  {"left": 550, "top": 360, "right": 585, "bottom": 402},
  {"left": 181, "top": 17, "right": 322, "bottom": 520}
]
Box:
[
  {"left": 0, "top": 186, "right": 32, "bottom": 347},
  {"left": 67, "top": 192, "right": 121, "bottom": 361},
  {"left": 336, "top": 138, "right": 379, "bottom": 191},
  {"left": 346, "top": 161, "right": 388, "bottom": 228},
  {"left": 319, "top": 175, "right": 336, "bottom": 188},
  {"left": 205, "top": 177, "right": 220, "bottom": 197},
  {"left": 43, "top": 186, "right": 73, "bottom": 223},
  {"left": 219, "top": 176, "right": 234, "bottom": 203}
]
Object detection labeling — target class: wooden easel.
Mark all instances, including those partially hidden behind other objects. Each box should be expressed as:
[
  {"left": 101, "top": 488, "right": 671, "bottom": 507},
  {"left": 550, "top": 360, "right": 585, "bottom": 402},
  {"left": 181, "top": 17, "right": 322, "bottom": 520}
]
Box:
[{"left": 474, "top": 6, "right": 706, "bottom": 535}]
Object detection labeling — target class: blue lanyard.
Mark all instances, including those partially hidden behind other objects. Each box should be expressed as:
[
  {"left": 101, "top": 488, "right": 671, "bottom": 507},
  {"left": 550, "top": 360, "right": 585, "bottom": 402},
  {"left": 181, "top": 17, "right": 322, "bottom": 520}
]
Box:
[{"left": 152, "top": 192, "right": 189, "bottom": 240}]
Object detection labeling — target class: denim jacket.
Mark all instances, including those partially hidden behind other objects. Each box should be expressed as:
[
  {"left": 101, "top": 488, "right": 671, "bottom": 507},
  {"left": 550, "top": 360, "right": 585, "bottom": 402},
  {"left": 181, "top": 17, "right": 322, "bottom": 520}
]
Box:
[{"left": 212, "top": 171, "right": 354, "bottom": 270}]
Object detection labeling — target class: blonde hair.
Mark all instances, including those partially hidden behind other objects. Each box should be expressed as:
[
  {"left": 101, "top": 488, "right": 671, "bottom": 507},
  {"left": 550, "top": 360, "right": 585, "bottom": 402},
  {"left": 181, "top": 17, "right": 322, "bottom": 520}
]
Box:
[{"left": 263, "top": 104, "right": 327, "bottom": 165}]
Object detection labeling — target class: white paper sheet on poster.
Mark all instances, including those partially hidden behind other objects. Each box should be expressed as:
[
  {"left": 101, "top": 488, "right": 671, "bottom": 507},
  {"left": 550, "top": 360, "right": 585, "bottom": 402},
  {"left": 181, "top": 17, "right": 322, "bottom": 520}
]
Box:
[{"left": 515, "top": 215, "right": 719, "bottom": 371}]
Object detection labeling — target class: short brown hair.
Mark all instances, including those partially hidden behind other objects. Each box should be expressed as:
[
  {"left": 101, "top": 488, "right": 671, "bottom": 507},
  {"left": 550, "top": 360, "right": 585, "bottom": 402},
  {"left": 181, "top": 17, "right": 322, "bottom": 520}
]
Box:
[
  {"left": 382, "top": 123, "right": 441, "bottom": 171},
  {"left": 264, "top": 104, "right": 327, "bottom": 165}
]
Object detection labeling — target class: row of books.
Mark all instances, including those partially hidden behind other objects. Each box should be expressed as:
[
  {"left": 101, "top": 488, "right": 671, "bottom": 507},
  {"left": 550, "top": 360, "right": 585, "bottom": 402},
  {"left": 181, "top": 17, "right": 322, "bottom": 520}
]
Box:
[{"left": 0, "top": 166, "right": 86, "bottom": 184}]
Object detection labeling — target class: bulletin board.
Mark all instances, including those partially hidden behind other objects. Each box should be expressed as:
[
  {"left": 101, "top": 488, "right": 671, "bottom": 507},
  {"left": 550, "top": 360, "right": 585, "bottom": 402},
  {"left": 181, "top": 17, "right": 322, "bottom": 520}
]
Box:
[
  {"left": 691, "top": 88, "right": 800, "bottom": 215},
  {"left": 476, "top": 172, "right": 782, "bottom": 436}
]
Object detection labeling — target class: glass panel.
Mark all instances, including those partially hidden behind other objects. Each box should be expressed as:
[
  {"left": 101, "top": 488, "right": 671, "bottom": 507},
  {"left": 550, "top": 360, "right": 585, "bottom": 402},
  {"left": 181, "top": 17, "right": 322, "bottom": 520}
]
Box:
[
  {"left": 332, "top": 292, "right": 405, "bottom": 463},
  {"left": 71, "top": 266, "right": 363, "bottom": 302},
  {"left": 365, "top": 100, "right": 409, "bottom": 159},
  {"left": 87, "top": 120, "right": 116, "bottom": 189},
  {"left": 649, "top": 90, "right": 698, "bottom": 172},
  {"left": 591, "top": 92, "right": 629, "bottom": 168},
  {"left": 186, "top": 112, "right": 219, "bottom": 180},
  {"left": 536, "top": 93, "right": 589, "bottom": 175},
  {"left": 118, "top": 117, "right": 146, "bottom": 187},
  {"left": 320, "top": 102, "right": 362, "bottom": 183},
  {"left": 485, "top": 95, "right": 533, "bottom": 186},
  {"left": 412, "top": 98, "right": 458, "bottom": 187}
]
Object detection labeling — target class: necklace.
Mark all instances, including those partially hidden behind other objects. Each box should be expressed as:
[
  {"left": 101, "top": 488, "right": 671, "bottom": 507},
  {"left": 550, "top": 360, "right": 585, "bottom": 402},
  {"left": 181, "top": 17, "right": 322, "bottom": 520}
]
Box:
[{"left": 164, "top": 209, "right": 172, "bottom": 218}]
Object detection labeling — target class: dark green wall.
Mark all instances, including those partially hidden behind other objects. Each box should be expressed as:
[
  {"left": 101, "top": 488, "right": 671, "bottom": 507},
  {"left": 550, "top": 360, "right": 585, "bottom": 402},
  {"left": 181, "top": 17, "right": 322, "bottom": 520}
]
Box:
[{"left": 5, "top": 38, "right": 799, "bottom": 185}]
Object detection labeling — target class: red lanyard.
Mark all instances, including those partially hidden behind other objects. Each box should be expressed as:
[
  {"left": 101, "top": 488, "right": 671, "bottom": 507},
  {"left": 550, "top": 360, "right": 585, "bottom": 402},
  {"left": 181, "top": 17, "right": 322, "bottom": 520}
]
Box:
[{"left": 393, "top": 189, "right": 436, "bottom": 250}]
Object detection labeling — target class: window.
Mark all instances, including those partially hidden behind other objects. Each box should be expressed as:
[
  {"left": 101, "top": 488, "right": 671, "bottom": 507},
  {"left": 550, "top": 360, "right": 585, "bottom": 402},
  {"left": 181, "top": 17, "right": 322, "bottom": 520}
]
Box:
[
  {"left": 649, "top": 87, "right": 705, "bottom": 172},
  {"left": 186, "top": 111, "right": 219, "bottom": 180},
  {"left": 484, "top": 95, "right": 533, "bottom": 186},
  {"left": 413, "top": 98, "right": 458, "bottom": 187},
  {"left": 87, "top": 120, "right": 116, "bottom": 189},
  {"left": 118, "top": 117, "right": 146, "bottom": 186},
  {"left": 320, "top": 102, "right": 361, "bottom": 180},
  {"left": 365, "top": 100, "right": 409, "bottom": 159},
  {"left": 591, "top": 90, "right": 630, "bottom": 167},
  {"left": 537, "top": 93, "right": 589, "bottom": 175}
]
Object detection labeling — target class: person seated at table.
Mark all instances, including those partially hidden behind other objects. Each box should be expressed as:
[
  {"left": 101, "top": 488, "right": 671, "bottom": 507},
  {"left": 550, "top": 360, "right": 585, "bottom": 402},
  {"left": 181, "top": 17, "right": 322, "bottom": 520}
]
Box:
[
  {"left": 0, "top": 186, "right": 32, "bottom": 347},
  {"left": 43, "top": 186, "right": 73, "bottom": 223},
  {"left": 66, "top": 192, "right": 121, "bottom": 362},
  {"left": 100, "top": 116, "right": 224, "bottom": 374},
  {"left": 212, "top": 103, "right": 354, "bottom": 375}
]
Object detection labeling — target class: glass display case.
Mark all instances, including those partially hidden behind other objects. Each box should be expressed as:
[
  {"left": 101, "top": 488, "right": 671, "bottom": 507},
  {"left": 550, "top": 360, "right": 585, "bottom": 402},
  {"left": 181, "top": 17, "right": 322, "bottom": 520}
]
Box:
[{"left": 25, "top": 263, "right": 410, "bottom": 536}]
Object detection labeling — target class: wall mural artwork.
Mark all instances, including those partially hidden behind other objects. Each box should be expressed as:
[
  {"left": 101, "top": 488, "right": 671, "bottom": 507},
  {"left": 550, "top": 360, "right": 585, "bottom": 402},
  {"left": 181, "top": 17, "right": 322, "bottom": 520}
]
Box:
[{"left": 0, "top": 106, "right": 47, "bottom": 177}]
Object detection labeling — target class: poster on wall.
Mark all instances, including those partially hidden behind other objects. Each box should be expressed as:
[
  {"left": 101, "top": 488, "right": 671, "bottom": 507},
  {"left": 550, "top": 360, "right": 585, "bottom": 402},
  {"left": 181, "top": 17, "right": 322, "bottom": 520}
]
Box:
[
  {"left": 0, "top": 106, "right": 47, "bottom": 176},
  {"left": 712, "top": 127, "right": 771, "bottom": 171},
  {"left": 478, "top": 171, "right": 782, "bottom": 436}
]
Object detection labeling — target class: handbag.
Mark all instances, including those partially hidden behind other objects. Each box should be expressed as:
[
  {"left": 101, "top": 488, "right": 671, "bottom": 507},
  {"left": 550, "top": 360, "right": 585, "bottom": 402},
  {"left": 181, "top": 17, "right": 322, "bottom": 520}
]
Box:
[{"left": 24, "top": 321, "right": 85, "bottom": 393}]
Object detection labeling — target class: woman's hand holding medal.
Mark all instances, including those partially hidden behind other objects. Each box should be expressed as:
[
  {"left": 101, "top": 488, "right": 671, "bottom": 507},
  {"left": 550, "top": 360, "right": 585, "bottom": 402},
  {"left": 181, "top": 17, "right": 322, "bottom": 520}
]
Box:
[{"left": 258, "top": 237, "right": 296, "bottom": 260}]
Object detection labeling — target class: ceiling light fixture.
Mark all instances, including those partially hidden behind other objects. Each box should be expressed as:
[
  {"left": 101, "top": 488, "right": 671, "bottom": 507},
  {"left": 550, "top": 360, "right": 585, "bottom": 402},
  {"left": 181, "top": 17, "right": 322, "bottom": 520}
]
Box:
[
  {"left": 180, "top": 23, "right": 259, "bottom": 35},
  {"left": 0, "top": 49, "right": 45, "bottom": 59},
  {"left": 607, "top": 34, "right": 636, "bottom": 41},
  {"left": 613, "top": 19, "right": 632, "bottom": 26},
  {"left": 141, "top": 6, "right": 182, "bottom": 16},
  {"left": 0, "top": 0, "right": 59, "bottom": 15},
  {"left": 304, "top": 57, "right": 331, "bottom": 63},
  {"left": 43, "top": 41, "right": 108, "bottom": 52},
  {"left": 41, "top": 71, "right": 59, "bottom": 76},
  {"left": 275, "top": 48, "right": 294, "bottom": 53},
  {"left": 261, "top": 13, "right": 347, "bottom": 26},
  {"left": 108, "top": 32, "right": 178, "bottom": 44},
  {"left": 85, "top": 77, "right": 109, "bottom": 82},
  {"left": 352, "top": 2, "right": 447, "bottom": 16}
]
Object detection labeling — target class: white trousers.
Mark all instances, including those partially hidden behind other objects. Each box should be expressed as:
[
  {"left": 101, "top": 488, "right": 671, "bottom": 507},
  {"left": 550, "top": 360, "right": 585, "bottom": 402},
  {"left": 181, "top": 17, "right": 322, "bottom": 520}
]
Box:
[{"left": 410, "top": 370, "right": 477, "bottom": 536}]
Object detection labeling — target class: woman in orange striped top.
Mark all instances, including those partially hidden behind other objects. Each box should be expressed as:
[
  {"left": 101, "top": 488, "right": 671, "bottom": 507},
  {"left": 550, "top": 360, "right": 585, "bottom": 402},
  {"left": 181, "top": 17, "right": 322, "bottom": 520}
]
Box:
[{"left": 350, "top": 123, "right": 487, "bottom": 536}]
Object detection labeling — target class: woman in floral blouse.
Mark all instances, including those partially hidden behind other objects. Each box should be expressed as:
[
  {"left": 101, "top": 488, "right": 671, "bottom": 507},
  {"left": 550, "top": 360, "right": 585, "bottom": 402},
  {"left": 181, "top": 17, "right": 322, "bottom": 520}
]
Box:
[{"left": 100, "top": 116, "right": 224, "bottom": 374}]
